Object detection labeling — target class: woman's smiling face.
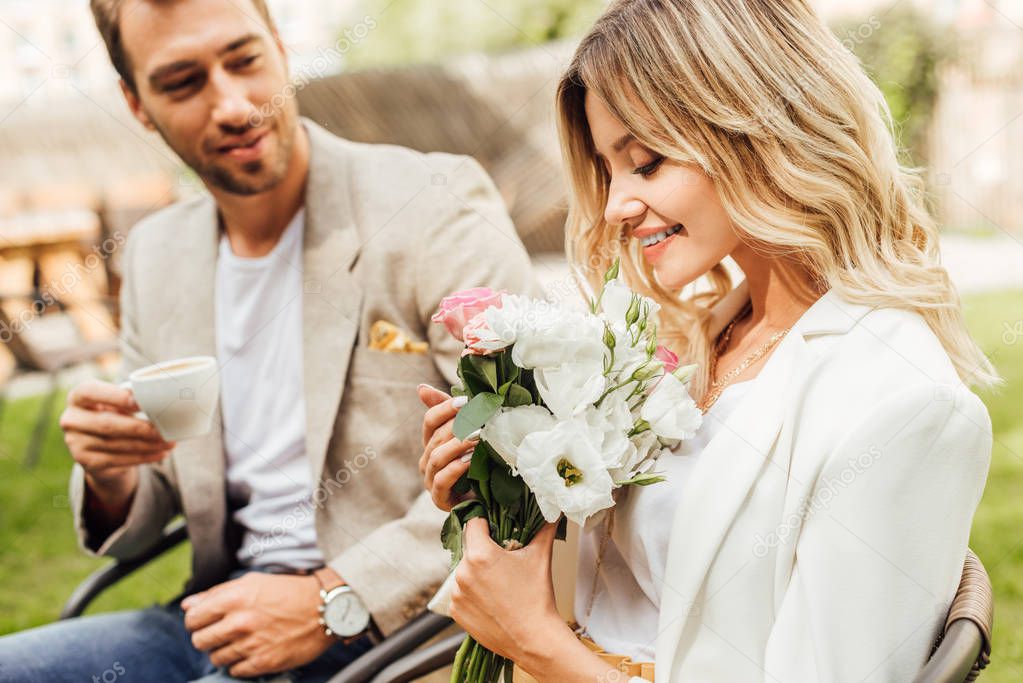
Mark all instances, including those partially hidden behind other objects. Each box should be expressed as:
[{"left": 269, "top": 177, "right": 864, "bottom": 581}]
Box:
[{"left": 585, "top": 91, "right": 740, "bottom": 290}]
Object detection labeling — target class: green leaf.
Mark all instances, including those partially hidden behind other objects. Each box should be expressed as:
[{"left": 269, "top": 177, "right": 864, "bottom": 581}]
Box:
[
  {"left": 555, "top": 514, "right": 569, "bottom": 541},
  {"left": 504, "top": 383, "right": 533, "bottom": 407},
  {"left": 498, "top": 349, "right": 520, "bottom": 384},
  {"left": 453, "top": 392, "right": 503, "bottom": 440},
  {"left": 441, "top": 499, "right": 489, "bottom": 568},
  {"left": 468, "top": 441, "right": 492, "bottom": 482},
  {"left": 517, "top": 368, "right": 541, "bottom": 404},
  {"left": 490, "top": 464, "right": 523, "bottom": 510},
  {"left": 458, "top": 360, "right": 491, "bottom": 396},
  {"left": 452, "top": 472, "right": 471, "bottom": 496},
  {"left": 615, "top": 471, "right": 667, "bottom": 487},
  {"left": 439, "top": 496, "right": 486, "bottom": 564},
  {"left": 441, "top": 511, "right": 463, "bottom": 566},
  {"left": 467, "top": 354, "right": 499, "bottom": 392}
]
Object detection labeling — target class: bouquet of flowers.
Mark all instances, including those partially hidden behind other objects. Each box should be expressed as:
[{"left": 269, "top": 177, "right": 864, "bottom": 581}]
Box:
[{"left": 428, "top": 261, "right": 703, "bottom": 683}]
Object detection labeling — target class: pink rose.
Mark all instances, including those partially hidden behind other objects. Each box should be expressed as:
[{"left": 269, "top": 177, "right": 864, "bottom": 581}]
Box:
[
  {"left": 431, "top": 287, "right": 505, "bottom": 341},
  {"left": 655, "top": 345, "right": 679, "bottom": 373},
  {"left": 462, "top": 312, "right": 495, "bottom": 355}
]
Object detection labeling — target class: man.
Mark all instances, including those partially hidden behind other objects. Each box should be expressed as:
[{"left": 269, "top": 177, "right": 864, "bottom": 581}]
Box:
[{"left": 0, "top": 0, "right": 537, "bottom": 681}]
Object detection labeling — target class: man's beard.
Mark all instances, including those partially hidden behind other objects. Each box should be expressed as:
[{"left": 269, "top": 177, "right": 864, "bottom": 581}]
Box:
[{"left": 156, "top": 110, "right": 297, "bottom": 196}]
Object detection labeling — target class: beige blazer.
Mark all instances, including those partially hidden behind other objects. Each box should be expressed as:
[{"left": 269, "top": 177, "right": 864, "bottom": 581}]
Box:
[{"left": 69, "top": 118, "right": 540, "bottom": 635}]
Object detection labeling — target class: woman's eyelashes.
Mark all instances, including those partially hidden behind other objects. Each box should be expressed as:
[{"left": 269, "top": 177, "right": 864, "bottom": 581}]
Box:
[{"left": 632, "top": 156, "right": 665, "bottom": 177}]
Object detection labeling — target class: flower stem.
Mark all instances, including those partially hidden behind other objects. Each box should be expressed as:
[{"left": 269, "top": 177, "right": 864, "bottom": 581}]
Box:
[{"left": 450, "top": 635, "right": 472, "bottom": 682}]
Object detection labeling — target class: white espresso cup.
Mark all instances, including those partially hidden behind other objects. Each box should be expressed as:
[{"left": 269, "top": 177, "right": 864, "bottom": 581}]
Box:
[{"left": 121, "top": 356, "right": 220, "bottom": 441}]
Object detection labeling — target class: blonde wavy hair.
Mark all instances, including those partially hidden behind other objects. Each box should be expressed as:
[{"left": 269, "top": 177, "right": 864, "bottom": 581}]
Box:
[{"left": 556, "top": 0, "right": 1001, "bottom": 399}]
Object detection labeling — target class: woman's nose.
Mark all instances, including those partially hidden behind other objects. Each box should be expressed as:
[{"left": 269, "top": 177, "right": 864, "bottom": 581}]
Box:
[{"left": 604, "top": 183, "right": 646, "bottom": 228}]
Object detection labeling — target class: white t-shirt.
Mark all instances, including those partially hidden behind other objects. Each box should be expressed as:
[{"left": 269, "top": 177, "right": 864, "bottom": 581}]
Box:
[
  {"left": 214, "top": 208, "right": 323, "bottom": 569},
  {"left": 575, "top": 379, "right": 755, "bottom": 661}
]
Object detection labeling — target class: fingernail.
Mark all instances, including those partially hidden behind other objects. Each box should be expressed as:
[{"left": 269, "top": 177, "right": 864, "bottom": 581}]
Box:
[
  {"left": 418, "top": 383, "right": 433, "bottom": 391},
  {"left": 460, "top": 453, "right": 473, "bottom": 463},
  {"left": 465, "top": 428, "right": 481, "bottom": 441},
  {"left": 452, "top": 395, "right": 468, "bottom": 408}
]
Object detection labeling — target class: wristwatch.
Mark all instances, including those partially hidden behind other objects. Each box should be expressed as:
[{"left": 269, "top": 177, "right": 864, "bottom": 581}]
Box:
[{"left": 314, "top": 568, "right": 372, "bottom": 640}]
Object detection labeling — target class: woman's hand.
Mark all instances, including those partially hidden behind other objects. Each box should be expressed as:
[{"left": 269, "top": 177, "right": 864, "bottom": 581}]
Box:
[
  {"left": 417, "top": 384, "right": 479, "bottom": 510},
  {"left": 451, "top": 519, "right": 565, "bottom": 667},
  {"left": 451, "top": 519, "right": 618, "bottom": 682}
]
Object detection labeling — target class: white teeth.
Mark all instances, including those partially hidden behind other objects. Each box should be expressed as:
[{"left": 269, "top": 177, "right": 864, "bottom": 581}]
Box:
[{"left": 639, "top": 224, "right": 683, "bottom": 247}]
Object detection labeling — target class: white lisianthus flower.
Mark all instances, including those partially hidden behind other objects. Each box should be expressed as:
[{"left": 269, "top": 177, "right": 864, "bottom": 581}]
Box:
[
  {"left": 534, "top": 360, "right": 607, "bottom": 420},
  {"left": 464, "top": 294, "right": 535, "bottom": 353},
  {"left": 579, "top": 394, "right": 634, "bottom": 471},
  {"left": 515, "top": 419, "right": 616, "bottom": 526},
  {"left": 511, "top": 311, "right": 606, "bottom": 370},
  {"left": 599, "top": 279, "right": 661, "bottom": 324},
  {"left": 481, "top": 405, "right": 558, "bottom": 471},
  {"left": 640, "top": 372, "right": 704, "bottom": 440},
  {"left": 608, "top": 429, "right": 662, "bottom": 482},
  {"left": 607, "top": 342, "right": 649, "bottom": 383},
  {"left": 599, "top": 279, "right": 635, "bottom": 323}
]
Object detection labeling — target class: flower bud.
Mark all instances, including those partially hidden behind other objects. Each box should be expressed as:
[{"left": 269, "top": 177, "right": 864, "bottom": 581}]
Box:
[{"left": 603, "top": 258, "right": 621, "bottom": 283}]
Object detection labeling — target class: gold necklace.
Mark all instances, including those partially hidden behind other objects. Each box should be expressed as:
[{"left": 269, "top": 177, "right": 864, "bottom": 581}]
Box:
[{"left": 697, "top": 301, "right": 789, "bottom": 413}]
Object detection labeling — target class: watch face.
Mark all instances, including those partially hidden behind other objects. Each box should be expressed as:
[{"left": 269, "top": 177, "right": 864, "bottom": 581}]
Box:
[{"left": 324, "top": 591, "right": 370, "bottom": 637}]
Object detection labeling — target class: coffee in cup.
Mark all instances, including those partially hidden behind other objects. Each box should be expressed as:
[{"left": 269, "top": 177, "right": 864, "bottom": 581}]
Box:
[{"left": 122, "top": 356, "right": 220, "bottom": 441}]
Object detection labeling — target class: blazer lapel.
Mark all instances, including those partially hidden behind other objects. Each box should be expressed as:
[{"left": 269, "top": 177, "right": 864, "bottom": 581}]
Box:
[
  {"left": 164, "top": 199, "right": 230, "bottom": 585},
  {"left": 656, "top": 329, "right": 806, "bottom": 676},
  {"left": 300, "top": 119, "right": 365, "bottom": 483}
]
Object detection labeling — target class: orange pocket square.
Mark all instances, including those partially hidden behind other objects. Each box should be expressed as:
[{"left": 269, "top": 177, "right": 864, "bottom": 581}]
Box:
[{"left": 368, "top": 319, "right": 429, "bottom": 354}]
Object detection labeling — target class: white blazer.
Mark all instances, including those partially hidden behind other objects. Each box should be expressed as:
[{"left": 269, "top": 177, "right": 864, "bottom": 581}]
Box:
[{"left": 649, "top": 280, "right": 992, "bottom": 682}]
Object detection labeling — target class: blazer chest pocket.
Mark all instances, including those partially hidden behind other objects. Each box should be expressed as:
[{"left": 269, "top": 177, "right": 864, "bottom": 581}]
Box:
[{"left": 348, "top": 345, "right": 441, "bottom": 386}]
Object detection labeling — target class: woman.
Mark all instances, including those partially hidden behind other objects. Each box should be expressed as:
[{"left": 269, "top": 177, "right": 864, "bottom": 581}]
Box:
[{"left": 417, "top": 0, "right": 999, "bottom": 680}]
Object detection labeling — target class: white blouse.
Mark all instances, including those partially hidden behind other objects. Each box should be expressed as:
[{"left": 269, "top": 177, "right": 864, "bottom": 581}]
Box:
[{"left": 575, "top": 379, "right": 756, "bottom": 662}]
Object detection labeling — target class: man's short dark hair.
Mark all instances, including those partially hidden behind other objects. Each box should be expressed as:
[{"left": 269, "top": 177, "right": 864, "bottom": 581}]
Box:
[{"left": 90, "top": 0, "right": 279, "bottom": 93}]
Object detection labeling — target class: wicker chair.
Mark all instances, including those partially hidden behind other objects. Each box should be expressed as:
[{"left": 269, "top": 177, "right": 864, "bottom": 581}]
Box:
[{"left": 913, "top": 550, "right": 993, "bottom": 683}]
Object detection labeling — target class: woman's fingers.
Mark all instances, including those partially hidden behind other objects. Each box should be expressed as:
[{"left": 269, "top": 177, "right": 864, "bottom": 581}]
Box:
[
  {"left": 463, "top": 517, "right": 499, "bottom": 553},
  {"left": 419, "top": 384, "right": 452, "bottom": 443},
  {"left": 430, "top": 449, "right": 474, "bottom": 510},
  {"left": 426, "top": 435, "right": 476, "bottom": 487},
  {"left": 421, "top": 394, "right": 466, "bottom": 448},
  {"left": 419, "top": 418, "right": 455, "bottom": 476}
]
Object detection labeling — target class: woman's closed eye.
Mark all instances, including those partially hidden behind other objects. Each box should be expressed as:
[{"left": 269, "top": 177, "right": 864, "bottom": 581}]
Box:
[{"left": 632, "top": 156, "right": 665, "bottom": 177}]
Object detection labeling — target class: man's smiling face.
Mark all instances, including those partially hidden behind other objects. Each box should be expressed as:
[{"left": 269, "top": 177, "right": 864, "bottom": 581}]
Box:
[{"left": 119, "top": 0, "right": 299, "bottom": 195}]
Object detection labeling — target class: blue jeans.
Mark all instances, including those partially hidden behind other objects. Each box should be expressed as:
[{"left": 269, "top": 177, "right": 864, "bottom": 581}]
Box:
[{"left": 0, "top": 570, "right": 373, "bottom": 683}]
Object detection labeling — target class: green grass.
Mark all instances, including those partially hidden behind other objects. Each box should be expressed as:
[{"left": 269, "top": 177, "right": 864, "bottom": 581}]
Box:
[
  {"left": 0, "top": 289, "right": 1021, "bottom": 680},
  {"left": 0, "top": 395, "right": 190, "bottom": 634},
  {"left": 962, "top": 290, "right": 1023, "bottom": 682}
]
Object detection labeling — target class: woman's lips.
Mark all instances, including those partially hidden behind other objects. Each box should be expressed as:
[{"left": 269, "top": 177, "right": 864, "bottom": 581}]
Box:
[{"left": 640, "top": 226, "right": 685, "bottom": 263}]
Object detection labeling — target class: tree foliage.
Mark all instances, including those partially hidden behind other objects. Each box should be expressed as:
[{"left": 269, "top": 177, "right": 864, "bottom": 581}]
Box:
[
  {"left": 833, "top": 5, "right": 955, "bottom": 164},
  {"left": 345, "top": 0, "right": 606, "bottom": 68}
]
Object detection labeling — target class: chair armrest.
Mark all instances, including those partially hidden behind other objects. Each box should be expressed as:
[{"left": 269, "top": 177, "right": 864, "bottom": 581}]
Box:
[
  {"left": 329, "top": 611, "right": 458, "bottom": 683},
  {"left": 60, "top": 518, "right": 188, "bottom": 620},
  {"left": 912, "top": 619, "right": 984, "bottom": 683},
  {"left": 370, "top": 631, "right": 465, "bottom": 683},
  {"left": 913, "top": 549, "right": 993, "bottom": 683}
]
